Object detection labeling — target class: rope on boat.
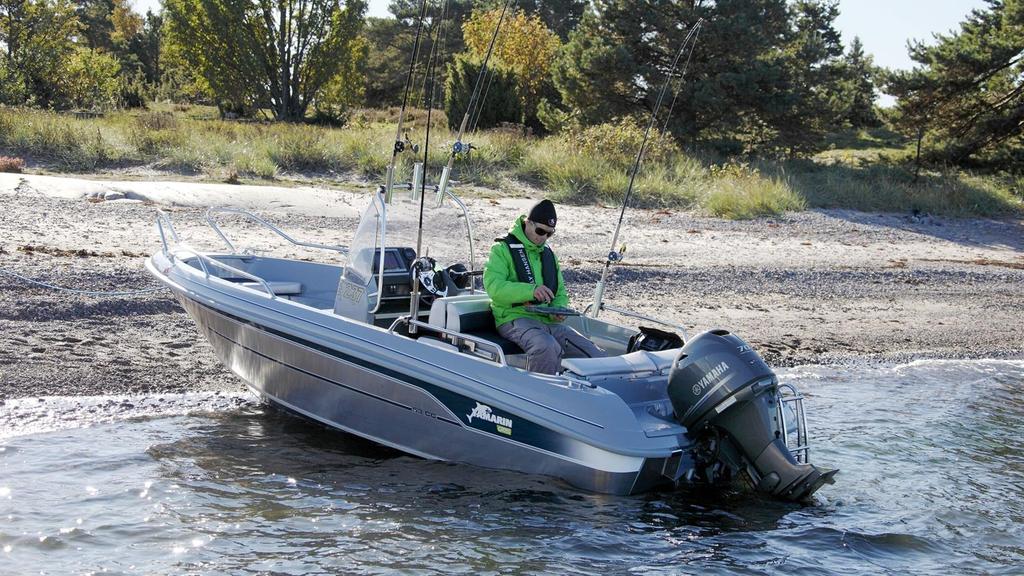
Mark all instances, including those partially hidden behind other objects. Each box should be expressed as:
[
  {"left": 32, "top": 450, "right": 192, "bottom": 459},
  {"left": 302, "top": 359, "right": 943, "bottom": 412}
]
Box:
[{"left": 0, "top": 266, "right": 166, "bottom": 297}]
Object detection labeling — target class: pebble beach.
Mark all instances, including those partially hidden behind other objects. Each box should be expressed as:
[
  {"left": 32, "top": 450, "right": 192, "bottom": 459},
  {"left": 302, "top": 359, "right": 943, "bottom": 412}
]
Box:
[{"left": 1, "top": 172, "right": 1022, "bottom": 400}]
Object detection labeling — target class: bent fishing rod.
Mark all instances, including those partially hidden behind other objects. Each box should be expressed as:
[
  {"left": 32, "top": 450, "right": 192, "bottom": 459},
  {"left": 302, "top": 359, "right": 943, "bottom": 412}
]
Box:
[{"left": 589, "top": 18, "right": 704, "bottom": 319}]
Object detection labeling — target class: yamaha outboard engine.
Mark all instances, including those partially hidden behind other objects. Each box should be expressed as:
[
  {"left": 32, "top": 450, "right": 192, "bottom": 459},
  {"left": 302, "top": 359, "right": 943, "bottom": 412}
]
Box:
[{"left": 668, "top": 330, "right": 837, "bottom": 501}]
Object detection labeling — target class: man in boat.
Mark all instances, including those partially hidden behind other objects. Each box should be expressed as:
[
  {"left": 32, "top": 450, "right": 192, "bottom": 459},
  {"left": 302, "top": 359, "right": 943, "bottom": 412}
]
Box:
[{"left": 484, "top": 199, "right": 605, "bottom": 374}]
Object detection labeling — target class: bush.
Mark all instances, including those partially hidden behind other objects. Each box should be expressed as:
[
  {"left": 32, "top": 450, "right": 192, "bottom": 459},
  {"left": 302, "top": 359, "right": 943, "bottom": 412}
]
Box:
[
  {"left": 119, "top": 77, "right": 149, "bottom": 109},
  {"left": 267, "top": 130, "right": 330, "bottom": 172},
  {"left": 62, "top": 48, "right": 122, "bottom": 111},
  {"left": 563, "top": 117, "right": 679, "bottom": 167},
  {"left": 704, "top": 164, "right": 806, "bottom": 219},
  {"left": 0, "top": 66, "right": 28, "bottom": 106},
  {"left": 136, "top": 111, "right": 179, "bottom": 131},
  {"left": 0, "top": 156, "right": 25, "bottom": 173}
]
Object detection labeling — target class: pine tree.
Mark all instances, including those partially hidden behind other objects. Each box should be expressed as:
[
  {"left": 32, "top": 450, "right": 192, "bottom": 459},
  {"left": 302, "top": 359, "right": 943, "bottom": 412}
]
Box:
[
  {"left": 551, "top": 0, "right": 848, "bottom": 155},
  {"left": 361, "top": 0, "right": 474, "bottom": 108},
  {"left": 515, "top": 0, "right": 586, "bottom": 40},
  {"left": 839, "top": 37, "right": 879, "bottom": 128},
  {"left": 887, "top": 0, "right": 1024, "bottom": 165}
]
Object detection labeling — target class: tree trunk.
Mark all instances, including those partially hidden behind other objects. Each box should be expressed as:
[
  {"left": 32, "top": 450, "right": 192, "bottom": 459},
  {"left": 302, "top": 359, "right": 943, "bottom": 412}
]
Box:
[
  {"left": 278, "top": 2, "right": 289, "bottom": 119},
  {"left": 913, "top": 126, "right": 923, "bottom": 184}
]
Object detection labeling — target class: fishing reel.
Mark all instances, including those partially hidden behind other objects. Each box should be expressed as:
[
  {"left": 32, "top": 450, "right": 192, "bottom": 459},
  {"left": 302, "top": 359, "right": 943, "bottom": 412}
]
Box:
[
  {"left": 412, "top": 257, "right": 445, "bottom": 305},
  {"left": 393, "top": 131, "right": 420, "bottom": 155},
  {"left": 607, "top": 244, "right": 627, "bottom": 263},
  {"left": 450, "top": 140, "right": 476, "bottom": 158}
]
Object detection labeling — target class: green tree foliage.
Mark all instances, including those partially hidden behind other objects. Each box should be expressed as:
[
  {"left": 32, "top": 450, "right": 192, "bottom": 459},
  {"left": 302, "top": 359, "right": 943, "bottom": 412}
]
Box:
[
  {"left": 834, "top": 37, "right": 880, "bottom": 128},
  {"left": 70, "top": 0, "right": 161, "bottom": 90},
  {"left": 135, "top": 11, "right": 163, "bottom": 86},
  {"left": 366, "top": 0, "right": 474, "bottom": 109},
  {"left": 156, "top": 28, "right": 211, "bottom": 103},
  {"left": 361, "top": 16, "right": 407, "bottom": 107},
  {"left": 552, "top": 0, "right": 849, "bottom": 154},
  {"left": 463, "top": 7, "right": 561, "bottom": 132},
  {"left": 314, "top": 35, "right": 368, "bottom": 124},
  {"left": 163, "top": 0, "right": 367, "bottom": 121},
  {"left": 515, "top": 0, "right": 585, "bottom": 40},
  {"left": 887, "top": 0, "right": 1024, "bottom": 165},
  {"left": 62, "top": 46, "right": 122, "bottom": 109},
  {"left": 0, "top": 0, "right": 81, "bottom": 107},
  {"left": 444, "top": 52, "right": 521, "bottom": 130},
  {"left": 74, "top": 0, "right": 115, "bottom": 51}
]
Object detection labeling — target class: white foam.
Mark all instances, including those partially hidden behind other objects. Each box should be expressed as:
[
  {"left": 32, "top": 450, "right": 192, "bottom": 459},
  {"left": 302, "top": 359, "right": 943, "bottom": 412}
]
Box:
[{"left": 0, "top": 391, "right": 257, "bottom": 440}]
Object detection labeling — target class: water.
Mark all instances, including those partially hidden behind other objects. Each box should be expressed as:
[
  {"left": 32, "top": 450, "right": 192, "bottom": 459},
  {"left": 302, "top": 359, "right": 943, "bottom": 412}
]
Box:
[{"left": 1, "top": 360, "right": 1022, "bottom": 575}]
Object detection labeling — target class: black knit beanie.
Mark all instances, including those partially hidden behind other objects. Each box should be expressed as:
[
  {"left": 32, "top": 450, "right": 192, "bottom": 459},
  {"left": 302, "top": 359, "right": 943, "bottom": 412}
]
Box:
[{"left": 527, "top": 199, "right": 557, "bottom": 228}]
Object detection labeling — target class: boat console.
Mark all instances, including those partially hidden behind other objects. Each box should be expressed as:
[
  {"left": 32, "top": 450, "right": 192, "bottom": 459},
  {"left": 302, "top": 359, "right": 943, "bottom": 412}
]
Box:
[{"left": 370, "top": 246, "right": 419, "bottom": 319}]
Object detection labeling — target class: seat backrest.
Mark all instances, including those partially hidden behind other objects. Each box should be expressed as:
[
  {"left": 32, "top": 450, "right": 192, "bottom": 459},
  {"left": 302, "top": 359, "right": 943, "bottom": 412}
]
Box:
[{"left": 427, "top": 294, "right": 495, "bottom": 333}]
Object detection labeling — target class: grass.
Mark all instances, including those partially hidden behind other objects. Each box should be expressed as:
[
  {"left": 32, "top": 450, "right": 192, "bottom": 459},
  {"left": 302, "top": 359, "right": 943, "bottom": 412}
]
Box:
[{"left": 0, "top": 104, "right": 1020, "bottom": 219}]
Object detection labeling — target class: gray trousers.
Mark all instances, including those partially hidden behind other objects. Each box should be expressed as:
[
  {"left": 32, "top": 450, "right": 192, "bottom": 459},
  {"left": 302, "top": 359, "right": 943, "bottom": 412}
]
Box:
[{"left": 497, "top": 318, "right": 605, "bottom": 375}]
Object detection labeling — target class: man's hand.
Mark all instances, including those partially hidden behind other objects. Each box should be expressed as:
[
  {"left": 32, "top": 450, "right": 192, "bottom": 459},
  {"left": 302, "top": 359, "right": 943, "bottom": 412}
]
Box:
[
  {"left": 533, "top": 285, "right": 554, "bottom": 303},
  {"left": 551, "top": 314, "right": 566, "bottom": 322}
]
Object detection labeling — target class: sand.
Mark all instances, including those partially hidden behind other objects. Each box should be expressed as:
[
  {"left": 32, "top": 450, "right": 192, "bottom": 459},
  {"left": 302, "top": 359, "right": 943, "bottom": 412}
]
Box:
[{"left": 1, "top": 172, "right": 1022, "bottom": 399}]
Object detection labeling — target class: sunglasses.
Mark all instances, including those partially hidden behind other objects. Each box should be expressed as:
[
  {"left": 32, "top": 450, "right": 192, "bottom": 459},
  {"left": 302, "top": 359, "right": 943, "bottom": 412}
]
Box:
[{"left": 532, "top": 222, "right": 555, "bottom": 237}]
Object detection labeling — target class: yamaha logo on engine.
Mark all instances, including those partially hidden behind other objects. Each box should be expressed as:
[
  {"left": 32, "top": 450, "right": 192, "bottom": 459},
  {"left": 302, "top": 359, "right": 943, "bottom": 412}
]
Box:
[{"left": 691, "top": 361, "right": 730, "bottom": 397}]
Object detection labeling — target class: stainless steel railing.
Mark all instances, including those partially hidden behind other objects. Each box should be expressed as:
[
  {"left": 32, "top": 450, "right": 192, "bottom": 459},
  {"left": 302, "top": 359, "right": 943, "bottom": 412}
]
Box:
[
  {"left": 388, "top": 316, "right": 507, "bottom": 367},
  {"left": 205, "top": 207, "right": 348, "bottom": 257},
  {"left": 582, "top": 302, "right": 689, "bottom": 341},
  {"left": 776, "top": 383, "right": 810, "bottom": 464}
]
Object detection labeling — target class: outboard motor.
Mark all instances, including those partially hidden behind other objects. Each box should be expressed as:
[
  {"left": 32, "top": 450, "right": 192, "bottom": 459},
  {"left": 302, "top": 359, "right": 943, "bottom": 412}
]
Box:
[{"left": 668, "top": 329, "right": 837, "bottom": 501}]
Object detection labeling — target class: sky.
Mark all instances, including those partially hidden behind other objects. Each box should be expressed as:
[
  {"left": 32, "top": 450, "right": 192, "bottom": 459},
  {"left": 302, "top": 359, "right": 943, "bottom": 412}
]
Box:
[{"left": 133, "top": 0, "right": 987, "bottom": 73}]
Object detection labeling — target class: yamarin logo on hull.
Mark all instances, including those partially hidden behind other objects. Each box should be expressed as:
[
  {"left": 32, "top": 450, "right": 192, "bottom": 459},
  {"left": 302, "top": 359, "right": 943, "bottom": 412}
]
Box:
[
  {"left": 692, "top": 361, "right": 730, "bottom": 397},
  {"left": 467, "top": 402, "right": 513, "bottom": 435}
]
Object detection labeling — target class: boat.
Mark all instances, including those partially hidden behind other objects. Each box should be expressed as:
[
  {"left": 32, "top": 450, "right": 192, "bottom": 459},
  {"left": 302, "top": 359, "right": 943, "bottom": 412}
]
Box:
[
  {"left": 145, "top": 188, "right": 835, "bottom": 500},
  {"left": 145, "top": 7, "right": 835, "bottom": 501}
]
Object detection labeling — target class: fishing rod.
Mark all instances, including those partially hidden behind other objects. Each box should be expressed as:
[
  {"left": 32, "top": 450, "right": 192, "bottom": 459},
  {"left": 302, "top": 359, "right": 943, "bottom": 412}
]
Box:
[
  {"left": 589, "top": 18, "right": 704, "bottom": 319},
  {"left": 433, "top": 0, "right": 514, "bottom": 207},
  {"left": 408, "top": 0, "right": 450, "bottom": 333},
  {"left": 384, "top": 0, "right": 431, "bottom": 204},
  {"left": 415, "top": 0, "right": 447, "bottom": 257},
  {"left": 421, "top": 0, "right": 453, "bottom": 111},
  {"left": 469, "top": 65, "right": 496, "bottom": 134}
]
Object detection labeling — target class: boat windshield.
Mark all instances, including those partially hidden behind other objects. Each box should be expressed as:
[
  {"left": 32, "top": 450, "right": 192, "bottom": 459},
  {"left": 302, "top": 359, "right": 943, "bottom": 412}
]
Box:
[
  {"left": 341, "top": 190, "right": 476, "bottom": 310},
  {"left": 342, "top": 195, "right": 384, "bottom": 290}
]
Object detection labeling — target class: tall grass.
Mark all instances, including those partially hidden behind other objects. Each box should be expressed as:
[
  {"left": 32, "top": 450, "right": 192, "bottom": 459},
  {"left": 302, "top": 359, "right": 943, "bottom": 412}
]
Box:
[
  {"left": 781, "top": 160, "right": 1022, "bottom": 217},
  {"left": 0, "top": 105, "right": 1020, "bottom": 219},
  {"left": 0, "top": 108, "right": 125, "bottom": 170}
]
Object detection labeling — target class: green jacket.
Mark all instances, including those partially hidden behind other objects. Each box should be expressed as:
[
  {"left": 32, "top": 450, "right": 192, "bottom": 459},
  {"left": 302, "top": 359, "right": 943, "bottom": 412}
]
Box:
[{"left": 484, "top": 215, "right": 569, "bottom": 327}]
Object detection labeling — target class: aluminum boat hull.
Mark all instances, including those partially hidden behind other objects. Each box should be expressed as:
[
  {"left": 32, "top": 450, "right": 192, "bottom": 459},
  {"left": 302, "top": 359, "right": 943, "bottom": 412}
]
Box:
[{"left": 147, "top": 252, "right": 695, "bottom": 495}]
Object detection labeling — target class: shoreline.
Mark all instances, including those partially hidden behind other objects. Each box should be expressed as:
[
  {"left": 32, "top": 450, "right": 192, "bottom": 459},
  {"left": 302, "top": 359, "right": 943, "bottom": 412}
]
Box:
[{"left": 1, "top": 173, "right": 1022, "bottom": 400}]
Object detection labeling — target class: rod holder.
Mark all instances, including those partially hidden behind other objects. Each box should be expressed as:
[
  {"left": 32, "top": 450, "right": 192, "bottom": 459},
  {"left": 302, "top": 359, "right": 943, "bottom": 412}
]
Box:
[
  {"left": 384, "top": 164, "right": 396, "bottom": 204},
  {"left": 435, "top": 166, "right": 451, "bottom": 207},
  {"left": 412, "top": 162, "right": 424, "bottom": 201}
]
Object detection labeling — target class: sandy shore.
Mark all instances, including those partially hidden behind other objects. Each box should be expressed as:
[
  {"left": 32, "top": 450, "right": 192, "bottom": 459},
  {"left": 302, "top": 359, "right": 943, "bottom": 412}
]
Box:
[{"left": 1, "top": 173, "right": 1022, "bottom": 400}]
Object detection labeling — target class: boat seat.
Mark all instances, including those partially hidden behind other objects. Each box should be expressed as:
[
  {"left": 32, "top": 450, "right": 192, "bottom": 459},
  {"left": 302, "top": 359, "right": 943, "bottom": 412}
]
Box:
[
  {"left": 562, "top": 349, "right": 680, "bottom": 379},
  {"left": 239, "top": 281, "right": 303, "bottom": 295},
  {"left": 428, "top": 294, "right": 524, "bottom": 355}
]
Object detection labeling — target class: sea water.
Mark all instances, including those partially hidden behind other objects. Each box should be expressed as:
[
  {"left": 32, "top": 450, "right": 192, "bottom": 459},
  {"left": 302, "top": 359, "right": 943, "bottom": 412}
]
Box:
[{"left": 1, "top": 360, "right": 1022, "bottom": 575}]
